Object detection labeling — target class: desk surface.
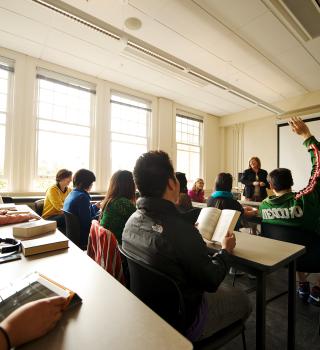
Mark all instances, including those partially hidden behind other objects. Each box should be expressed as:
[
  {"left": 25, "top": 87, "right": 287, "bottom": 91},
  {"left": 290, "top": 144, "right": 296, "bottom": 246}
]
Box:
[
  {"left": 0, "top": 206, "right": 192, "bottom": 350},
  {"left": 207, "top": 231, "right": 305, "bottom": 272}
]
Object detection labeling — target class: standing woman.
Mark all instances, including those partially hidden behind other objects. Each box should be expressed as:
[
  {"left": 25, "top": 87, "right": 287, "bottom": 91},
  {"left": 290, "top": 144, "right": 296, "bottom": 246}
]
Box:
[
  {"left": 240, "top": 157, "right": 269, "bottom": 201},
  {"left": 42, "top": 169, "right": 72, "bottom": 232},
  {"left": 100, "top": 170, "right": 136, "bottom": 244},
  {"left": 188, "top": 178, "right": 205, "bottom": 203}
]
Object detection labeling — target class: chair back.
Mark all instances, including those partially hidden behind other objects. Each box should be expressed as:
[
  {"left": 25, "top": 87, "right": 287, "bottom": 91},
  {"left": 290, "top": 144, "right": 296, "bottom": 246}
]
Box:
[
  {"left": 261, "top": 222, "right": 320, "bottom": 272},
  {"left": 119, "top": 246, "right": 186, "bottom": 332},
  {"left": 34, "top": 199, "right": 44, "bottom": 216},
  {"left": 2, "top": 196, "right": 13, "bottom": 203},
  {"left": 63, "top": 211, "right": 82, "bottom": 249},
  {"left": 87, "top": 220, "right": 124, "bottom": 284}
]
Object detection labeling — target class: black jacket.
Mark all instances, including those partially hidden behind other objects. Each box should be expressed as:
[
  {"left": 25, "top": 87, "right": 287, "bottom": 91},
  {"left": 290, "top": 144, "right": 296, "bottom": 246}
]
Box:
[
  {"left": 122, "top": 197, "right": 230, "bottom": 329},
  {"left": 240, "top": 168, "right": 269, "bottom": 200}
]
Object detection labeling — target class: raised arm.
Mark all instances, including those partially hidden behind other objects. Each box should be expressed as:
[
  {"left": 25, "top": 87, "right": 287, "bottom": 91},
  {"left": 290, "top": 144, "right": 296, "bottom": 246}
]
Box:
[{"left": 288, "top": 116, "right": 312, "bottom": 141}]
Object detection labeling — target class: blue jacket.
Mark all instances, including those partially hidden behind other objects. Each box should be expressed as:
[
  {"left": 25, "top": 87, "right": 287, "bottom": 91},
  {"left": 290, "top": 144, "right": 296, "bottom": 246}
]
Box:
[{"left": 63, "top": 188, "right": 99, "bottom": 247}]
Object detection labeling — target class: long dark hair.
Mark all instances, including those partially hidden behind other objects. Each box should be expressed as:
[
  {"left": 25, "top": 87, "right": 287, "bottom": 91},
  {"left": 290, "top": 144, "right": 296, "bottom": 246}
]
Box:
[{"left": 101, "top": 170, "right": 136, "bottom": 214}]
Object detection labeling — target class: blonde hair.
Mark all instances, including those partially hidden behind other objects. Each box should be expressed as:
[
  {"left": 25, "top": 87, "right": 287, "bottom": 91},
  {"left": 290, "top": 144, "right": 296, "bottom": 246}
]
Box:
[
  {"left": 192, "top": 178, "right": 204, "bottom": 191},
  {"left": 249, "top": 157, "right": 261, "bottom": 169}
]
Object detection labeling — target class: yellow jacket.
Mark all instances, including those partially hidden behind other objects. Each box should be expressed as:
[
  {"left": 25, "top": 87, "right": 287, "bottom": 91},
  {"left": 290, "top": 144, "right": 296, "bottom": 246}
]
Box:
[{"left": 42, "top": 184, "right": 71, "bottom": 218}]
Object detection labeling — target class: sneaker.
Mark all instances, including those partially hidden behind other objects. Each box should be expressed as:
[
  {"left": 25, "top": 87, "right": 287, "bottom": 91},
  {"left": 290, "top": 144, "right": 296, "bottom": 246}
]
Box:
[
  {"left": 229, "top": 267, "right": 245, "bottom": 276},
  {"left": 297, "top": 282, "right": 310, "bottom": 302},
  {"left": 308, "top": 286, "right": 320, "bottom": 306}
]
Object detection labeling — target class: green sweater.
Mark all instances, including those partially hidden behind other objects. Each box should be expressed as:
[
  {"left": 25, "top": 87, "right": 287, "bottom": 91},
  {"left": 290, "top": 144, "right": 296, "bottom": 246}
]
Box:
[
  {"left": 259, "top": 136, "right": 320, "bottom": 233},
  {"left": 100, "top": 197, "right": 136, "bottom": 243}
]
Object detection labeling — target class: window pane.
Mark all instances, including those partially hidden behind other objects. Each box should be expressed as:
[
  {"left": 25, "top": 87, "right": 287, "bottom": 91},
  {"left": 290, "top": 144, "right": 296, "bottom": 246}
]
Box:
[
  {"left": 110, "top": 92, "right": 150, "bottom": 174},
  {"left": 37, "top": 131, "right": 90, "bottom": 177},
  {"left": 176, "top": 115, "right": 202, "bottom": 185}
]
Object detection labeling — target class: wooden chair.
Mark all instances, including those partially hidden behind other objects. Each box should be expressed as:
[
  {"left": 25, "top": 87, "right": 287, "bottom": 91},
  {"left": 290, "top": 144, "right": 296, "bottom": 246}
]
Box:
[{"left": 119, "top": 246, "right": 247, "bottom": 350}]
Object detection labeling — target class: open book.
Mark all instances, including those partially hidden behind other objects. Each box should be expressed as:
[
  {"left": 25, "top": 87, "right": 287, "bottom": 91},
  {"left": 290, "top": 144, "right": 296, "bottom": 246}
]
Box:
[
  {"left": 196, "top": 207, "right": 241, "bottom": 244},
  {"left": 0, "top": 272, "right": 82, "bottom": 322}
]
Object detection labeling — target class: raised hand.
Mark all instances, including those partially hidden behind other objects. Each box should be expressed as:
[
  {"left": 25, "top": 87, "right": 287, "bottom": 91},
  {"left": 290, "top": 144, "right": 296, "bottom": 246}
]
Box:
[{"left": 288, "top": 117, "right": 312, "bottom": 140}]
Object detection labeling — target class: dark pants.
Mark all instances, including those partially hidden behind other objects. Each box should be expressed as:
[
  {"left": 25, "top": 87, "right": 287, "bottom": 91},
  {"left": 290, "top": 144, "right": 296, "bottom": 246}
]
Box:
[
  {"left": 198, "top": 287, "right": 252, "bottom": 340},
  {"left": 46, "top": 214, "right": 66, "bottom": 234}
]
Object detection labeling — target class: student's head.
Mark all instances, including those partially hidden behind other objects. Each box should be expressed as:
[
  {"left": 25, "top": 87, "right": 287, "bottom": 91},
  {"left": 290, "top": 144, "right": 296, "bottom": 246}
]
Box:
[
  {"left": 249, "top": 157, "right": 261, "bottom": 170},
  {"left": 175, "top": 172, "right": 188, "bottom": 193},
  {"left": 268, "top": 168, "right": 293, "bottom": 192},
  {"left": 56, "top": 169, "right": 72, "bottom": 188},
  {"left": 101, "top": 170, "right": 135, "bottom": 212},
  {"left": 192, "top": 178, "right": 204, "bottom": 191},
  {"left": 215, "top": 173, "right": 233, "bottom": 192},
  {"left": 133, "top": 151, "right": 180, "bottom": 202},
  {"left": 73, "top": 169, "right": 96, "bottom": 191}
]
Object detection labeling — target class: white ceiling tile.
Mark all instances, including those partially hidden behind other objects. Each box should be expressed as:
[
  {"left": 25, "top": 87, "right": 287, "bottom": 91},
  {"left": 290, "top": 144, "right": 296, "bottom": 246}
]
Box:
[
  {"left": 41, "top": 47, "right": 103, "bottom": 77},
  {"left": 193, "top": 0, "right": 267, "bottom": 29},
  {"left": 239, "top": 11, "right": 299, "bottom": 56},
  {"left": 0, "top": 30, "right": 43, "bottom": 57},
  {"left": 0, "top": 7, "right": 50, "bottom": 44}
]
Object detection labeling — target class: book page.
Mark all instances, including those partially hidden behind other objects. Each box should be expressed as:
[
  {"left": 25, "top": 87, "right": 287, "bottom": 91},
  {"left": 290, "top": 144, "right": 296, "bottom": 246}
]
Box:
[
  {"left": 212, "top": 210, "right": 241, "bottom": 243},
  {"left": 196, "top": 207, "right": 221, "bottom": 241}
]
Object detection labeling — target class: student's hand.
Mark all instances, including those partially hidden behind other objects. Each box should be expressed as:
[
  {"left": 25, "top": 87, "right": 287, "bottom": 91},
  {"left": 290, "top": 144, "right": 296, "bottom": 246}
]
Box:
[
  {"left": 94, "top": 201, "right": 101, "bottom": 209},
  {"left": 259, "top": 182, "right": 265, "bottom": 187},
  {"left": 0, "top": 296, "right": 66, "bottom": 347},
  {"left": 289, "top": 116, "right": 312, "bottom": 140},
  {"left": 0, "top": 210, "right": 7, "bottom": 215},
  {"left": 253, "top": 181, "right": 259, "bottom": 186},
  {"left": 222, "top": 231, "right": 236, "bottom": 254}
]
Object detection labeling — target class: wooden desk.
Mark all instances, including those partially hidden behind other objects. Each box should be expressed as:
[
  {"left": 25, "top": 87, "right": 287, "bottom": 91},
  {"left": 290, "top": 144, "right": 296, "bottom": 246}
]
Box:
[
  {"left": 0, "top": 206, "right": 192, "bottom": 350},
  {"left": 207, "top": 232, "right": 305, "bottom": 350},
  {"left": 191, "top": 201, "right": 206, "bottom": 209}
]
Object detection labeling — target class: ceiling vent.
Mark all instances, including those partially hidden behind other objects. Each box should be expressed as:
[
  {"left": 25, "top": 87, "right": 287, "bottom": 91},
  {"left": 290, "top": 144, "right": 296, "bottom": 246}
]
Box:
[{"left": 269, "top": 0, "right": 320, "bottom": 41}]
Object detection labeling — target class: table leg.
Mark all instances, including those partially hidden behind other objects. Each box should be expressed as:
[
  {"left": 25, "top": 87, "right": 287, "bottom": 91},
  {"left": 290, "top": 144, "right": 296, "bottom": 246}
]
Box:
[
  {"left": 288, "top": 260, "right": 296, "bottom": 350},
  {"left": 256, "top": 272, "right": 266, "bottom": 350}
]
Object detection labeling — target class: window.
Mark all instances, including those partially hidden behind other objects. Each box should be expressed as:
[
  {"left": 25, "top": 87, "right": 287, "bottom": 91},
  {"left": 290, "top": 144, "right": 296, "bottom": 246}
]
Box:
[
  {"left": 176, "top": 114, "right": 202, "bottom": 186},
  {"left": 35, "top": 69, "right": 95, "bottom": 191},
  {"left": 0, "top": 58, "right": 13, "bottom": 191},
  {"left": 110, "top": 92, "right": 151, "bottom": 173}
]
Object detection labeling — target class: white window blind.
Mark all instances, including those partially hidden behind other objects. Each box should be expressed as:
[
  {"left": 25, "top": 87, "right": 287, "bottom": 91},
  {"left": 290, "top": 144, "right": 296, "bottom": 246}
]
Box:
[
  {"left": 176, "top": 113, "right": 203, "bottom": 186},
  {"left": 110, "top": 91, "right": 151, "bottom": 173},
  {"left": 34, "top": 68, "right": 95, "bottom": 191}
]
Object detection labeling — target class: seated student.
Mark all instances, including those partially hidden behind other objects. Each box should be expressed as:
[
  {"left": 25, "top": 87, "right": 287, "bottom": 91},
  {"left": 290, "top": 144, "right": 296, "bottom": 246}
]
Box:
[
  {"left": 259, "top": 117, "right": 320, "bottom": 305},
  {"left": 188, "top": 178, "right": 205, "bottom": 203},
  {"left": 0, "top": 296, "right": 66, "bottom": 350},
  {"left": 42, "top": 169, "right": 72, "bottom": 232},
  {"left": 207, "top": 173, "right": 257, "bottom": 231},
  {"left": 175, "top": 172, "right": 200, "bottom": 224},
  {"left": 122, "top": 151, "right": 251, "bottom": 342},
  {"left": 0, "top": 210, "right": 38, "bottom": 226},
  {"left": 100, "top": 170, "right": 136, "bottom": 244},
  {"left": 63, "top": 169, "right": 100, "bottom": 249}
]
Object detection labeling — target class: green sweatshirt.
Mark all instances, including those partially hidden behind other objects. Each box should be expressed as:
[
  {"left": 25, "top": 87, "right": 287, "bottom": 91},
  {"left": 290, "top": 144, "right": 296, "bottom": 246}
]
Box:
[{"left": 259, "top": 136, "right": 320, "bottom": 233}]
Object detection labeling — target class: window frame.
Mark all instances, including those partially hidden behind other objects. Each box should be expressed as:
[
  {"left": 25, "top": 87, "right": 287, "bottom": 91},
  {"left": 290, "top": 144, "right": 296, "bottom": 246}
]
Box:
[
  {"left": 110, "top": 90, "right": 152, "bottom": 173},
  {"left": 33, "top": 68, "right": 96, "bottom": 191},
  {"left": 0, "top": 57, "right": 14, "bottom": 192},
  {"left": 175, "top": 113, "right": 203, "bottom": 185}
]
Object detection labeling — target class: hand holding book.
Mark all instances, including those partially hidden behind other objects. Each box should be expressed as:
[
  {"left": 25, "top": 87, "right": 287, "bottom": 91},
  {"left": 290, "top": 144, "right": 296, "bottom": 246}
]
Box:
[{"left": 221, "top": 231, "right": 236, "bottom": 254}]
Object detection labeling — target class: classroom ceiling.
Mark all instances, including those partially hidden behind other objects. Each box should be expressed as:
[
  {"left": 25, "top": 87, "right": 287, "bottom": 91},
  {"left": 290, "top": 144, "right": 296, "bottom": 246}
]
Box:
[{"left": 0, "top": 0, "right": 320, "bottom": 116}]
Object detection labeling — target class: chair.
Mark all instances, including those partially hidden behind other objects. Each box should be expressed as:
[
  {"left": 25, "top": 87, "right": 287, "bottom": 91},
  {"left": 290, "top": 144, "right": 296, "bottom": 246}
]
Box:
[
  {"left": 2, "top": 196, "right": 13, "bottom": 203},
  {"left": 34, "top": 199, "right": 44, "bottom": 216},
  {"left": 261, "top": 222, "right": 320, "bottom": 273},
  {"left": 63, "top": 211, "right": 82, "bottom": 249},
  {"left": 119, "top": 246, "right": 247, "bottom": 350},
  {"left": 87, "top": 220, "right": 125, "bottom": 285}
]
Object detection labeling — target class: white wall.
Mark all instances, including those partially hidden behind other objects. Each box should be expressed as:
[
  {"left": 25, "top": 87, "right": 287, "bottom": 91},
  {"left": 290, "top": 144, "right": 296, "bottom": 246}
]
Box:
[
  {"left": 0, "top": 47, "right": 220, "bottom": 194},
  {"left": 220, "top": 89, "right": 320, "bottom": 182}
]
